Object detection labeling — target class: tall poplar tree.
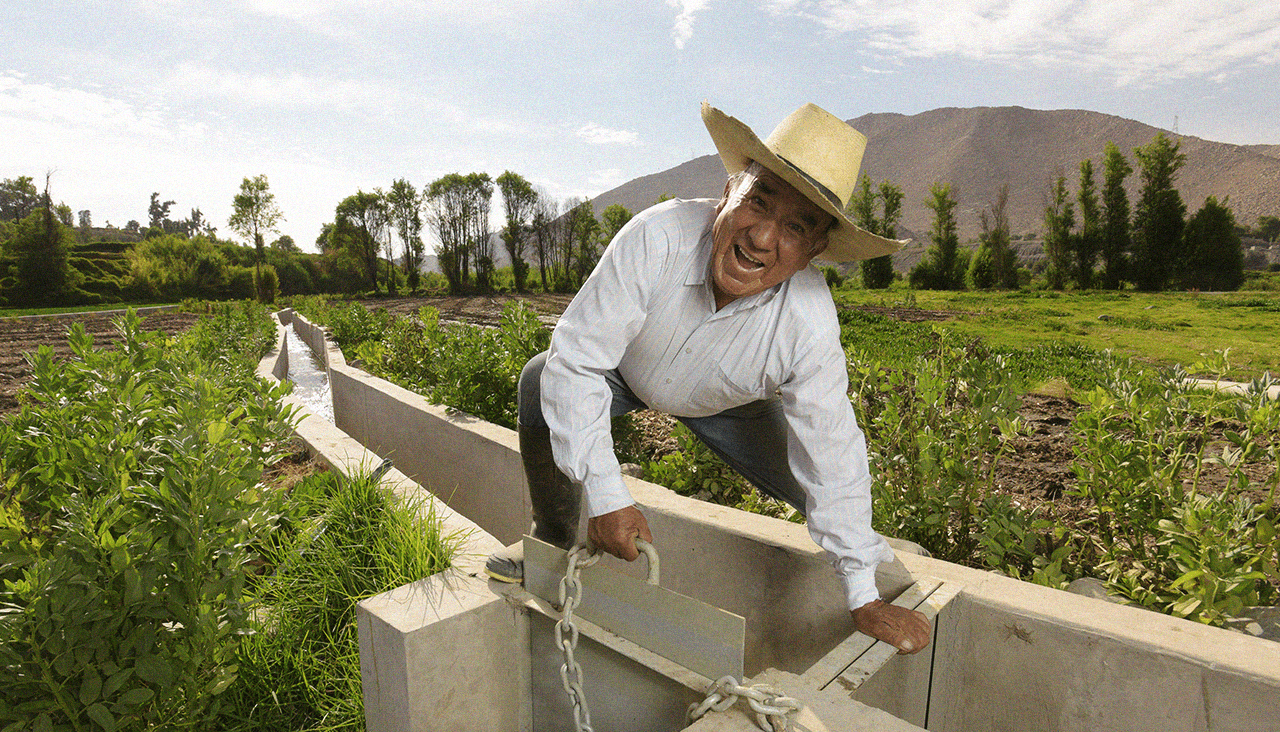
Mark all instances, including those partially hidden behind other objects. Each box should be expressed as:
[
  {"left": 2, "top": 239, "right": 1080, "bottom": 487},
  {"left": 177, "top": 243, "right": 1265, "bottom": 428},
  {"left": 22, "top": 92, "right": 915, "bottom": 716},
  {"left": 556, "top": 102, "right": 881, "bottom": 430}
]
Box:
[
  {"left": 1043, "top": 173, "right": 1075, "bottom": 290},
  {"left": 849, "top": 175, "right": 900, "bottom": 289},
  {"left": 910, "top": 182, "right": 961, "bottom": 290},
  {"left": 1075, "top": 159, "right": 1100, "bottom": 290},
  {"left": 1099, "top": 142, "right": 1131, "bottom": 290},
  {"left": 1130, "top": 133, "right": 1187, "bottom": 291}
]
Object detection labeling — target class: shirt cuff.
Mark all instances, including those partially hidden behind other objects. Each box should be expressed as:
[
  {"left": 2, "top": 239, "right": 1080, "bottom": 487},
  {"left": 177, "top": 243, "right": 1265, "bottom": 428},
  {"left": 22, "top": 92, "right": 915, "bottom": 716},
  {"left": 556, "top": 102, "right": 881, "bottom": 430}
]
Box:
[
  {"left": 583, "top": 473, "right": 635, "bottom": 518},
  {"left": 842, "top": 566, "right": 882, "bottom": 611}
]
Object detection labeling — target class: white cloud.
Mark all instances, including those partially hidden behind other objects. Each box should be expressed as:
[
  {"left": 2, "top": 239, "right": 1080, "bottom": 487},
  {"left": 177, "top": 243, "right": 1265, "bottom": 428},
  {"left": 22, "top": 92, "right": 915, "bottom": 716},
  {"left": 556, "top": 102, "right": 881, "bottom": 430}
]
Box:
[
  {"left": 0, "top": 72, "right": 183, "bottom": 141},
  {"left": 575, "top": 123, "right": 640, "bottom": 146},
  {"left": 668, "top": 0, "right": 712, "bottom": 49},
  {"left": 768, "top": 0, "right": 1280, "bottom": 86},
  {"left": 587, "top": 168, "right": 628, "bottom": 192},
  {"left": 165, "top": 63, "right": 386, "bottom": 111}
]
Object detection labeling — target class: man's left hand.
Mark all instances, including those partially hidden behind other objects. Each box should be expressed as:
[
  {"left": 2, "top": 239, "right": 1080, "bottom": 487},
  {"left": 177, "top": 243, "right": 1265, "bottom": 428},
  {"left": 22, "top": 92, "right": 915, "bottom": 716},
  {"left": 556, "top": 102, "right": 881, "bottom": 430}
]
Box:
[{"left": 850, "top": 600, "right": 932, "bottom": 655}]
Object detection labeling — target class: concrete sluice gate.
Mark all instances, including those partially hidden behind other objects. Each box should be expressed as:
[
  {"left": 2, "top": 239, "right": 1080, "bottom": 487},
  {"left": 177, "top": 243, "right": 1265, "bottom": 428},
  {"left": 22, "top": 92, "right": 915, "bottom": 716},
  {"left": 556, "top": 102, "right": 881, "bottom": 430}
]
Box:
[{"left": 259, "top": 309, "right": 1280, "bottom": 732}]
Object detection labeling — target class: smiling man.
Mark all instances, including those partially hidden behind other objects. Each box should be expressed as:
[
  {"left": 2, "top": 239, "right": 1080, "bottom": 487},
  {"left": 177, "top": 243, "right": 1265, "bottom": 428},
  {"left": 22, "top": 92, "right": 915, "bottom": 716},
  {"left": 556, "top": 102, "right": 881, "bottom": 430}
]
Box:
[{"left": 487, "top": 102, "right": 932, "bottom": 654}]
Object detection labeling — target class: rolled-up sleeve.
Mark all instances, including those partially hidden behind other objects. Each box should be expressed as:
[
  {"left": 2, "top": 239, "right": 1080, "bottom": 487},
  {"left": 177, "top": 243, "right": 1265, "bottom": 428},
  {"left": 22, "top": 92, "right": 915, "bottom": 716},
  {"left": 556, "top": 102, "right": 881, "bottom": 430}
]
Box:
[
  {"left": 540, "top": 213, "right": 672, "bottom": 518},
  {"left": 781, "top": 329, "right": 896, "bottom": 611}
]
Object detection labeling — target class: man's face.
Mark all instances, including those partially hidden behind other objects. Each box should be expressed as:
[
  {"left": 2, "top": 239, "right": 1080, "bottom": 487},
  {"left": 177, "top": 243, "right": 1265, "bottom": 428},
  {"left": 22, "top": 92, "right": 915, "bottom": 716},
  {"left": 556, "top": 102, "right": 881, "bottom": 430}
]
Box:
[{"left": 710, "top": 165, "right": 832, "bottom": 309}]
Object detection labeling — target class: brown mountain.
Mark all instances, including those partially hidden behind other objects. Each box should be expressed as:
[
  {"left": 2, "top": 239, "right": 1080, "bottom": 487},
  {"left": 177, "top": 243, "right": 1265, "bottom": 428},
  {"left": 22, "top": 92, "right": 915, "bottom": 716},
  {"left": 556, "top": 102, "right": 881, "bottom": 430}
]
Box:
[{"left": 590, "top": 106, "right": 1280, "bottom": 256}]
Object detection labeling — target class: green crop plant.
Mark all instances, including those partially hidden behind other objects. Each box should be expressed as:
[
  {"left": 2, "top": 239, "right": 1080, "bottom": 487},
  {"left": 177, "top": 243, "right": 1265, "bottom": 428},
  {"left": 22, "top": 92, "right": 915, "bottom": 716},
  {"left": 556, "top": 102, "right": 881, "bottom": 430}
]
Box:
[
  {"left": 343, "top": 302, "right": 549, "bottom": 429},
  {"left": 1069, "top": 350, "right": 1278, "bottom": 623},
  {"left": 850, "top": 339, "right": 1032, "bottom": 566},
  {"left": 0, "top": 307, "right": 295, "bottom": 731}
]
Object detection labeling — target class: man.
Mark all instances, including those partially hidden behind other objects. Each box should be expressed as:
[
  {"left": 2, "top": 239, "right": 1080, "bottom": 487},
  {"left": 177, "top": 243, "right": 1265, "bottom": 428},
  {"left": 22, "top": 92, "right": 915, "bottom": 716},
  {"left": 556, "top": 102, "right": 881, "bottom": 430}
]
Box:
[{"left": 488, "top": 102, "right": 931, "bottom": 654}]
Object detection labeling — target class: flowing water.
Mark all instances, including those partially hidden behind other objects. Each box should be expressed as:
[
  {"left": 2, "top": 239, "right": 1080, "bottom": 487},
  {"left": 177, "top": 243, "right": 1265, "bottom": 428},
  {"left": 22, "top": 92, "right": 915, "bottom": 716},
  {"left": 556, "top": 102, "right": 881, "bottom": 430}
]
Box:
[{"left": 286, "top": 322, "right": 333, "bottom": 423}]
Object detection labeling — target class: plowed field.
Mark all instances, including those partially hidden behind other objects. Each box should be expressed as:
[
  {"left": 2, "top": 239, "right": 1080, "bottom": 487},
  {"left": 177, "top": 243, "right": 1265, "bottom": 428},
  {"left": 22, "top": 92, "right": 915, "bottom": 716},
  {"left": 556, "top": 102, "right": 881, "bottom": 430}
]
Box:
[{"left": 0, "top": 309, "right": 200, "bottom": 416}]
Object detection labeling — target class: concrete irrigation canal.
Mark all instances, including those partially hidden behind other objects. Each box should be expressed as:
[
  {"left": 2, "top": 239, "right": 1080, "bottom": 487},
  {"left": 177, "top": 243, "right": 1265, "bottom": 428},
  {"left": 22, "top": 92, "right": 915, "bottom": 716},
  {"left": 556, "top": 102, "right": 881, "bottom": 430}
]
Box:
[{"left": 257, "top": 308, "right": 1280, "bottom": 732}]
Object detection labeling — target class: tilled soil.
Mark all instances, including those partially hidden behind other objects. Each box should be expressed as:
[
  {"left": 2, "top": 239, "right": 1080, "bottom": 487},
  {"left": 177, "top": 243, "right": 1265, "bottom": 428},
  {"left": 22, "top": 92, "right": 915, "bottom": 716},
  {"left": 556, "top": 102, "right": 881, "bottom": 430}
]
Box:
[
  {"left": 354, "top": 293, "right": 575, "bottom": 328},
  {"left": 0, "top": 310, "right": 200, "bottom": 417}
]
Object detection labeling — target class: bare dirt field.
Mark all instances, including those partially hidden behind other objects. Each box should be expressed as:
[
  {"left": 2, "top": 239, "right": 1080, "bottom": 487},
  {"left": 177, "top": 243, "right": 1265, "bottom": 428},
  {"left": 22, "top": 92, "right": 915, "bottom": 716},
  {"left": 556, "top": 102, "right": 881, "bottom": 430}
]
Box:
[{"left": 0, "top": 310, "right": 200, "bottom": 417}]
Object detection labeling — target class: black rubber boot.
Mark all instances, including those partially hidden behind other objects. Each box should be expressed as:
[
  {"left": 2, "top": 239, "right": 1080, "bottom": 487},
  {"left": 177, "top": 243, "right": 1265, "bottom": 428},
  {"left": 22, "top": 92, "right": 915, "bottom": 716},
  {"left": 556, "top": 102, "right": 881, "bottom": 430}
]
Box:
[
  {"left": 485, "top": 422, "right": 582, "bottom": 584},
  {"left": 522, "top": 422, "right": 582, "bottom": 550}
]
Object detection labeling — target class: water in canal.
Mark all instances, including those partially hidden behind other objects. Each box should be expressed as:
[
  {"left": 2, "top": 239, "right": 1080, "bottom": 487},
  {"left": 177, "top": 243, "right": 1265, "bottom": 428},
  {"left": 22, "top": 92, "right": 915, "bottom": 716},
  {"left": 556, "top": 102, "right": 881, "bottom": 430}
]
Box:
[{"left": 285, "top": 322, "right": 333, "bottom": 423}]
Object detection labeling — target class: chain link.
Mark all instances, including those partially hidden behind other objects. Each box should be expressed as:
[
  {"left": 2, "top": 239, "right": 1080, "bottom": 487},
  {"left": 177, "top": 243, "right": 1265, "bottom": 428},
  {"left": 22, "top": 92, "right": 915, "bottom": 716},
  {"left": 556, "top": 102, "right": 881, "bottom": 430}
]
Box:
[
  {"left": 556, "top": 544, "right": 601, "bottom": 732},
  {"left": 688, "top": 675, "right": 801, "bottom": 732}
]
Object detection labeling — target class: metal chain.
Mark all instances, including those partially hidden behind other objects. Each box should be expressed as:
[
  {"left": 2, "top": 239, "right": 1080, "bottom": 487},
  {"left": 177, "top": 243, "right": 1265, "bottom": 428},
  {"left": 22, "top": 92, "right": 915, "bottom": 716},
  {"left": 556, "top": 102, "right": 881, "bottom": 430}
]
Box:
[
  {"left": 688, "top": 675, "right": 801, "bottom": 732},
  {"left": 556, "top": 544, "right": 601, "bottom": 732}
]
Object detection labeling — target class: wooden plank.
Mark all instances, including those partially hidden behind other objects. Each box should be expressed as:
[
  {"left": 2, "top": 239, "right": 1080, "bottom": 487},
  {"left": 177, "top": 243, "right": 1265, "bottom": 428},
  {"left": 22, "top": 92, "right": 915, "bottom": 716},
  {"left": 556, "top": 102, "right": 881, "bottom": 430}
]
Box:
[
  {"left": 799, "top": 577, "right": 941, "bottom": 690},
  {"left": 827, "top": 579, "right": 960, "bottom": 693},
  {"left": 523, "top": 536, "right": 746, "bottom": 682}
]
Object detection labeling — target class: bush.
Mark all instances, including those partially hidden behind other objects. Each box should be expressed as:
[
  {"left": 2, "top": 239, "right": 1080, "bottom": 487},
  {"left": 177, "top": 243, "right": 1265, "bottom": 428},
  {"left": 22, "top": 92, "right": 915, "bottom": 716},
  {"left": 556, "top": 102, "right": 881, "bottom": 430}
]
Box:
[
  {"left": 0, "top": 308, "right": 295, "bottom": 730},
  {"left": 254, "top": 264, "right": 278, "bottom": 303}
]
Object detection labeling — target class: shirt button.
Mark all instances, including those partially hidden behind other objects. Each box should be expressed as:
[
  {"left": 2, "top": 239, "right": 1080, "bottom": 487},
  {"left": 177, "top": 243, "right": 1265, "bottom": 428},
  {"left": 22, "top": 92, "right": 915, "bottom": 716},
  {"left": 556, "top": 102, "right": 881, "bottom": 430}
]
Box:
[
  {"left": 685, "top": 348, "right": 692, "bottom": 353},
  {"left": 665, "top": 378, "right": 672, "bottom": 384}
]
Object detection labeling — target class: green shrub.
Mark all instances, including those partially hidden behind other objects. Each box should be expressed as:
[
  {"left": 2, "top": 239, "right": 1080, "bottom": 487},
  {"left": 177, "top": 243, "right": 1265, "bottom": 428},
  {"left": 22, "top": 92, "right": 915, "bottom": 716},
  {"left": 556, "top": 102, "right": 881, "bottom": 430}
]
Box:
[
  {"left": 0, "top": 308, "right": 295, "bottom": 730},
  {"left": 254, "top": 264, "right": 279, "bottom": 304}
]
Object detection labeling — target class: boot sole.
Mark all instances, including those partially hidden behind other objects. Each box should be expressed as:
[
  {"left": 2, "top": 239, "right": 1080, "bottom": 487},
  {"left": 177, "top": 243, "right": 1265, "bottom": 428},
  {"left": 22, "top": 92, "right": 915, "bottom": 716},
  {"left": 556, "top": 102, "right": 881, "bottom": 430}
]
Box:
[{"left": 485, "top": 557, "right": 524, "bottom": 584}]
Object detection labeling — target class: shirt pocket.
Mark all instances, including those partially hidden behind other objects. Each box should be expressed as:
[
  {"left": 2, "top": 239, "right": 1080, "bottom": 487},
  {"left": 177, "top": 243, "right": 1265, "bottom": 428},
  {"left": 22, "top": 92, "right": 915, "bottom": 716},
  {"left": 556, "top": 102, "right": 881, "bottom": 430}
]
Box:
[{"left": 714, "top": 360, "right": 769, "bottom": 402}]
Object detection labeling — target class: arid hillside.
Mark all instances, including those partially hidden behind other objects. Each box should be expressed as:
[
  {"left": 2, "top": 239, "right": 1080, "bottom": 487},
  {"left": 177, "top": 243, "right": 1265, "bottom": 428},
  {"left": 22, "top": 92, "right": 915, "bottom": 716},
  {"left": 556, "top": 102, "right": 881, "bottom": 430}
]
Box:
[{"left": 591, "top": 106, "right": 1280, "bottom": 248}]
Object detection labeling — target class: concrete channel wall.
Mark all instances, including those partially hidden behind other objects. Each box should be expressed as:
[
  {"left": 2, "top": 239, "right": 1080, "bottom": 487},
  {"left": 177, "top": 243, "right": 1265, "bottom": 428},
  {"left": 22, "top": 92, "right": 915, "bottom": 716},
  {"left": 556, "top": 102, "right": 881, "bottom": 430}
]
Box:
[
  {"left": 272, "top": 309, "right": 1280, "bottom": 731},
  {"left": 258, "top": 313, "right": 525, "bottom": 732}
]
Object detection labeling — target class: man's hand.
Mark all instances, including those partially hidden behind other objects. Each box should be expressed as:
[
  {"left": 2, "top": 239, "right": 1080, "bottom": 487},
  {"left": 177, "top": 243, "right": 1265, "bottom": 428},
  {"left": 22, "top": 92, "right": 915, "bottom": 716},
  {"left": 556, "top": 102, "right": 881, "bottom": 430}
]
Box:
[
  {"left": 587, "top": 505, "right": 654, "bottom": 561},
  {"left": 850, "top": 600, "right": 932, "bottom": 655}
]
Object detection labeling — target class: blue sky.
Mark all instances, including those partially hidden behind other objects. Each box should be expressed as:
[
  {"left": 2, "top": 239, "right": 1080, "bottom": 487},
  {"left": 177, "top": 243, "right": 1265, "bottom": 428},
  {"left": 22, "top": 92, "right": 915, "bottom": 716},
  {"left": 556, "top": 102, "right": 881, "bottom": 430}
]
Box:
[{"left": 3, "top": 0, "right": 1278, "bottom": 251}]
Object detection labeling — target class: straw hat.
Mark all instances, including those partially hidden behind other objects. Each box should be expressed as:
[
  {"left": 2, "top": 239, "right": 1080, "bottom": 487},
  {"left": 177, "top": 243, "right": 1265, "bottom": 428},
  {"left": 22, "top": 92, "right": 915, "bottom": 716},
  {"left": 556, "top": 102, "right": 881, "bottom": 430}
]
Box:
[{"left": 701, "top": 101, "right": 907, "bottom": 262}]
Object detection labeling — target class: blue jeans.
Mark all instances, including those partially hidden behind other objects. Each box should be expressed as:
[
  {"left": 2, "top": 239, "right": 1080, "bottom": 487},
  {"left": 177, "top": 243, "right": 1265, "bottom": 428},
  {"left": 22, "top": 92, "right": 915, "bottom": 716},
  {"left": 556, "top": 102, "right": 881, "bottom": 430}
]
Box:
[{"left": 519, "top": 351, "right": 807, "bottom": 514}]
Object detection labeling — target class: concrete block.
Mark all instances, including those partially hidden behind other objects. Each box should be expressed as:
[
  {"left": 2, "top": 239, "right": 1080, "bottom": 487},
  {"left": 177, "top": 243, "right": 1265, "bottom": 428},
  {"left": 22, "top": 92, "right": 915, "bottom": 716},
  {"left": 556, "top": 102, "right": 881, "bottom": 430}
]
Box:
[
  {"left": 358, "top": 570, "right": 524, "bottom": 732},
  {"left": 924, "top": 569, "right": 1280, "bottom": 732}
]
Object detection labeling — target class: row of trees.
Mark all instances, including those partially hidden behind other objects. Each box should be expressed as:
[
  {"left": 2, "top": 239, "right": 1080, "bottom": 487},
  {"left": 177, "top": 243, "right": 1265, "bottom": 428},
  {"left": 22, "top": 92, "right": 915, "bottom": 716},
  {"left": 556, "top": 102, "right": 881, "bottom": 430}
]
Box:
[
  {"left": 897, "top": 132, "right": 1254, "bottom": 292},
  {"left": 0, "top": 173, "right": 350, "bottom": 307},
  {"left": 1040, "top": 133, "right": 1245, "bottom": 291},
  {"left": 317, "top": 172, "right": 633, "bottom": 296}
]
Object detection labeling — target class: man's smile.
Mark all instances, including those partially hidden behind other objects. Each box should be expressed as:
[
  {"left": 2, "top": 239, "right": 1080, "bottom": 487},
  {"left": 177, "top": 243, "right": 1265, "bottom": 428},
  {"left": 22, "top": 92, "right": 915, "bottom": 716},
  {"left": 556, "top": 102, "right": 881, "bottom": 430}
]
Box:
[{"left": 734, "top": 243, "right": 765, "bottom": 269}]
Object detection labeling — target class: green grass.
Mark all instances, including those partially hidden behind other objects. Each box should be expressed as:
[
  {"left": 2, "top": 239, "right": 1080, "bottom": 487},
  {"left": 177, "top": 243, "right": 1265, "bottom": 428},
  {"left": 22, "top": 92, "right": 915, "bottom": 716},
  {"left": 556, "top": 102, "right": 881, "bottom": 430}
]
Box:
[
  {"left": 225, "top": 467, "right": 460, "bottom": 731},
  {"left": 833, "top": 286, "right": 1280, "bottom": 381}
]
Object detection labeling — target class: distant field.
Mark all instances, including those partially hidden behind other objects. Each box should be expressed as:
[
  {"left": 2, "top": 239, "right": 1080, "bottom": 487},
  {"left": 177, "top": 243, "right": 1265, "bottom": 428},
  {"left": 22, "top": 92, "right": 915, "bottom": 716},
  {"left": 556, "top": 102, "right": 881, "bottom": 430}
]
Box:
[
  {"left": 834, "top": 286, "right": 1280, "bottom": 380},
  {"left": 0, "top": 302, "right": 179, "bottom": 318}
]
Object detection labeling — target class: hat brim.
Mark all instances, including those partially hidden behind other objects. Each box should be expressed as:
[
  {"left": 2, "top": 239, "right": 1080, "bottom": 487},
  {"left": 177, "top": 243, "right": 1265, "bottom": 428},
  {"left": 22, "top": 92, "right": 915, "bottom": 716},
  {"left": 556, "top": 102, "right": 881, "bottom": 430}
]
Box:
[{"left": 701, "top": 103, "right": 908, "bottom": 263}]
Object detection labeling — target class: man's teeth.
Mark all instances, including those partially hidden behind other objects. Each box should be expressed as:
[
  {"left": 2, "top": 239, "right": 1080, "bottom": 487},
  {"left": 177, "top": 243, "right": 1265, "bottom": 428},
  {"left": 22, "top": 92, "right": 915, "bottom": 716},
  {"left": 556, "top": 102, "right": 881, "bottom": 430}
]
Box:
[{"left": 735, "top": 245, "right": 763, "bottom": 267}]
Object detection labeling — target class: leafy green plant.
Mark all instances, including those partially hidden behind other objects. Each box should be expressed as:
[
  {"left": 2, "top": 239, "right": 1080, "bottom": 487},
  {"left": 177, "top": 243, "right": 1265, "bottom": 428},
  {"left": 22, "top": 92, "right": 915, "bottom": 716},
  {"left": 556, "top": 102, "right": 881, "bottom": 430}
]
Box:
[
  {"left": 643, "top": 424, "right": 798, "bottom": 521},
  {"left": 0, "top": 308, "right": 295, "bottom": 731},
  {"left": 1069, "top": 350, "right": 1279, "bottom": 623},
  {"left": 341, "top": 301, "right": 550, "bottom": 429},
  {"left": 849, "top": 339, "right": 1028, "bottom": 565}
]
